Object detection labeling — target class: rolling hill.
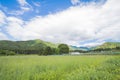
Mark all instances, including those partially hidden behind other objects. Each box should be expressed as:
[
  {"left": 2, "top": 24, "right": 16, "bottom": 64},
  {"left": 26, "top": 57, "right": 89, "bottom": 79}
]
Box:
[
  {"left": 70, "top": 42, "right": 120, "bottom": 51},
  {"left": 70, "top": 46, "right": 90, "bottom": 51},
  {"left": 0, "top": 39, "right": 58, "bottom": 54},
  {"left": 0, "top": 39, "right": 120, "bottom": 54},
  {"left": 0, "top": 39, "right": 57, "bottom": 50},
  {"left": 94, "top": 42, "right": 120, "bottom": 50}
]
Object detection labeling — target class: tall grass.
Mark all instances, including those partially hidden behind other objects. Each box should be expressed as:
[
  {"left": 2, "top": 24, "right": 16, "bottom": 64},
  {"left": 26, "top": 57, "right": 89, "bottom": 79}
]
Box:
[{"left": 0, "top": 55, "right": 119, "bottom": 80}]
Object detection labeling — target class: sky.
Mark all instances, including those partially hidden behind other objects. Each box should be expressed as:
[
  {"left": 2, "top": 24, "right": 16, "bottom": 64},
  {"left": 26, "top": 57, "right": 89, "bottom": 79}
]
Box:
[{"left": 0, "top": 0, "right": 120, "bottom": 47}]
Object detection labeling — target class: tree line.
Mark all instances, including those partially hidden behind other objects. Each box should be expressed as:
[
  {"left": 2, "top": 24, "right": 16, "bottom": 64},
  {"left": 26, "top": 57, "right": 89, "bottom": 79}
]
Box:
[{"left": 0, "top": 43, "right": 69, "bottom": 56}]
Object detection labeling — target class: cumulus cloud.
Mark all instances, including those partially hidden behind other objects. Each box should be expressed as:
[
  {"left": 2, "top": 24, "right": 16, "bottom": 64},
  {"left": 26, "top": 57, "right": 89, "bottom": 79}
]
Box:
[
  {"left": 5, "top": 17, "right": 40, "bottom": 40},
  {"left": 1, "top": 0, "right": 120, "bottom": 46}
]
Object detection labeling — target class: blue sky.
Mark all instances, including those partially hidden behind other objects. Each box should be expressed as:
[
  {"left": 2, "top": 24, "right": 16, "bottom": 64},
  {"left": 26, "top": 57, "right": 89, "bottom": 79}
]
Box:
[
  {"left": 0, "top": 0, "right": 105, "bottom": 20},
  {"left": 0, "top": 0, "right": 120, "bottom": 46},
  {"left": 0, "top": 0, "right": 72, "bottom": 20}
]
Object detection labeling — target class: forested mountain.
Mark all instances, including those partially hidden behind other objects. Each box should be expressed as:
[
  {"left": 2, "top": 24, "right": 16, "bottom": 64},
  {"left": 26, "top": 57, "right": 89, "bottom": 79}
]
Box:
[
  {"left": 0, "top": 39, "right": 120, "bottom": 55},
  {"left": 95, "top": 42, "right": 120, "bottom": 49},
  {"left": 70, "top": 42, "right": 120, "bottom": 52},
  {"left": 0, "top": 39, "right": 57, "bottom": 49},
  {"left": 0, "top": 39, "right": 58, "bottom": 55}
]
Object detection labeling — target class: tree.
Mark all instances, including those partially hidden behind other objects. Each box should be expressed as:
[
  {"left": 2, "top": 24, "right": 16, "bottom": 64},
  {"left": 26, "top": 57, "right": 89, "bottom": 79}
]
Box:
[
  {"left": 51, "top": 48, "right": 59, "bottom": 55},
  {"left": 58, "top": 44, "right": 69, "bottom": 54},
  {"left": 116, "top": 46, "right": 120, "bottom": 49},
  {"left": 43, "top": 46, "right": 52, "bottom": 55}
]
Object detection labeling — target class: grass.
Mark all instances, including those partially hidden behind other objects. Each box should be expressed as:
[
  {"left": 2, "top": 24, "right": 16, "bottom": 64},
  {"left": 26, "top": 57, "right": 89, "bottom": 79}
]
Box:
[{"left": 0, "top": 55, "right": 120, "bottom": 80}]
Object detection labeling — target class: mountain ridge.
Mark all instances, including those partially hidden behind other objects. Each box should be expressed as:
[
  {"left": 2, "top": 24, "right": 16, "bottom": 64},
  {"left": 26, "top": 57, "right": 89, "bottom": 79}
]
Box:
[
  {"left": 94, "top": 42, "right": 120, "bottom": 50},
  {"left": 0, "top": 40, "right": 120, "bottom": 51}
]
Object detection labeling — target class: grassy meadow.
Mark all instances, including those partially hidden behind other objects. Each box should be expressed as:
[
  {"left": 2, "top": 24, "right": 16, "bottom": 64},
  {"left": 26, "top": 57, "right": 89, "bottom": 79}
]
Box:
[{"left": 0, "top": 55, "right": 120, "bottom": 80}]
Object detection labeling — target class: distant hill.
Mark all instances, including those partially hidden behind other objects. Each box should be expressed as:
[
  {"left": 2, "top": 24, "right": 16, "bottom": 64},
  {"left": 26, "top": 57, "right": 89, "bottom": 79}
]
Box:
[
  {"left": 0, "top": 39, "right": 57, "bottom": 49},
  {"left": 70, "top": 46, "right": 90, "bottom": 51},
  {"left": 70, "top": 42, "right": 120, "bottom": 51},
  {"left": 0, "top": 39, "right": 119, "bottom": 54},
  {"left": 0, "top": 39, "right": 58, "bottom": 54},
  {"left": 30, "top": 39, "right": 58, "bottom": 48},
  {"left": 94, "top": 42, "right": 120, "bottom": 50}
]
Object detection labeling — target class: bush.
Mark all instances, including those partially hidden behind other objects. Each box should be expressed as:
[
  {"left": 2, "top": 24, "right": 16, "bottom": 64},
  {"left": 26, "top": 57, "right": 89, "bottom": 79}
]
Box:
[
  {"left": 0, "top": 50, "right": 16, "bottom": 56},
  {"left": 58, "top": 44, "right": 69, "bottom": 54},
  {"left": 0, "top": 50, "right": 6, "bottom": 55},
  {"left": 6, "top": 51, "right": 16, "bottom": 55}
]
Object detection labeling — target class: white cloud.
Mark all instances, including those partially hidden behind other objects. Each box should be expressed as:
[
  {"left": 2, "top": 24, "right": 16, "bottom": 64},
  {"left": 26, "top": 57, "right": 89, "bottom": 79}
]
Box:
[
  {"left": 81, "top": 41, "right": 105, "bottom": 47},
  {"left": 33, "top": 2, "right": 40, "bottom": 7},
  {"left": 71, "top": 0, "right": 80, "bottom": 5},
  {"left": 5, "top": 17, "right": 41, "bottom": 40},
  {"left": 21, "top": 7, "right": 31, "bottom": 11},
  {"left": 9, "top": 10, "right": 25, "bottom": 16},
  {"left": 0, "top": 32, "right": 8, "bottom": 40},
  {"left": 17, "top": 0, "right": 28, "bottom": 6},
  {"left": 0, "top": 0, "right": 32, "bottom": 16},
  {"left": 13, "top": 0, "right": 33, "bottom": 15},
  {"left": 0, "top": 4, "right": 8, "bottom": 13},
  {"left": 1, "top": 0, "right": 120, "bottom": 46},
  {"left": 17, "top": 0, "right": 32, "bottom": 8},
  {"left": 0, "top": 11, "right": 6, "bottom": 24}
]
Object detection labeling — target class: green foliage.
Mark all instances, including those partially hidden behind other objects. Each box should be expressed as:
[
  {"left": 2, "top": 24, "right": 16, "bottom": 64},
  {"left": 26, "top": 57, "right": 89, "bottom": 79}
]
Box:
[
  {"left": 0, "top": 40, "right": 58, "bottom": 55},
  {"left": 95, "top": 42, "right": 120, "bottom": 50},
  {"left": 0, "top": 50, "right": 16, "bottom": 56},
  {"left": 6, "top": 51, "right": 16, "bottom": 55},
  {"left": 54, "top": 48, "right": 59, "bottom": 55},
  {"left": 0, "top": 55, "right": 119, "bottom": 80},
  {"left": 43, "top": 46, "right": 52, "bottom": 55},
  {"left": 58, "top": 44, "right": 69, "bottom": 54},
  {"left": 0, "top": 50, "right": 6, "bottom": 55}
]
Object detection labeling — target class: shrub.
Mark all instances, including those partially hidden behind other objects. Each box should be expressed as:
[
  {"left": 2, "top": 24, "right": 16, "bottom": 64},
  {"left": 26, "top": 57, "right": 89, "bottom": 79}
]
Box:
[
  {"left": 6, "top": 51, "right": 16, "bottom": 55},
  {"left": 0, "top": 50, "right": 6, "bottom": 55},
  {"left": 0, "top": 50, "right": 16, "bottom": 56}
]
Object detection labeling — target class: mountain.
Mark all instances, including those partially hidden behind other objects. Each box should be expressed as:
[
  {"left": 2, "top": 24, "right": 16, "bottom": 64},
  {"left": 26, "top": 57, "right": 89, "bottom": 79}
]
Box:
[
  {"left": 70, "top": 46, "right": 90, "bottom": 51},
  {"left": 30, "top": 39, "right": 58, "bottom": 48},
  {"left": 0, "top": 39, "right": 57, "bottom": 49},
  {"left": 94, "top": 42, "right": 120, "bottom": 50},
  {"left": 0, "top": 39, "right": 119, "bottom": 54},
  {"left": 0, "top": 39, "right": 58, "bottom": 54},
  {"left": 70, "top": 42, "right": 120, "bottom": 51}
]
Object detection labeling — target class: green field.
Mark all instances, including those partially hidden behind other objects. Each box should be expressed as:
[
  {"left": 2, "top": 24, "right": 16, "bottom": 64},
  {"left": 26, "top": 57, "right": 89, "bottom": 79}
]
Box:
[{"left": 0, "top": 55, "right": 120, "bottom": 80}]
